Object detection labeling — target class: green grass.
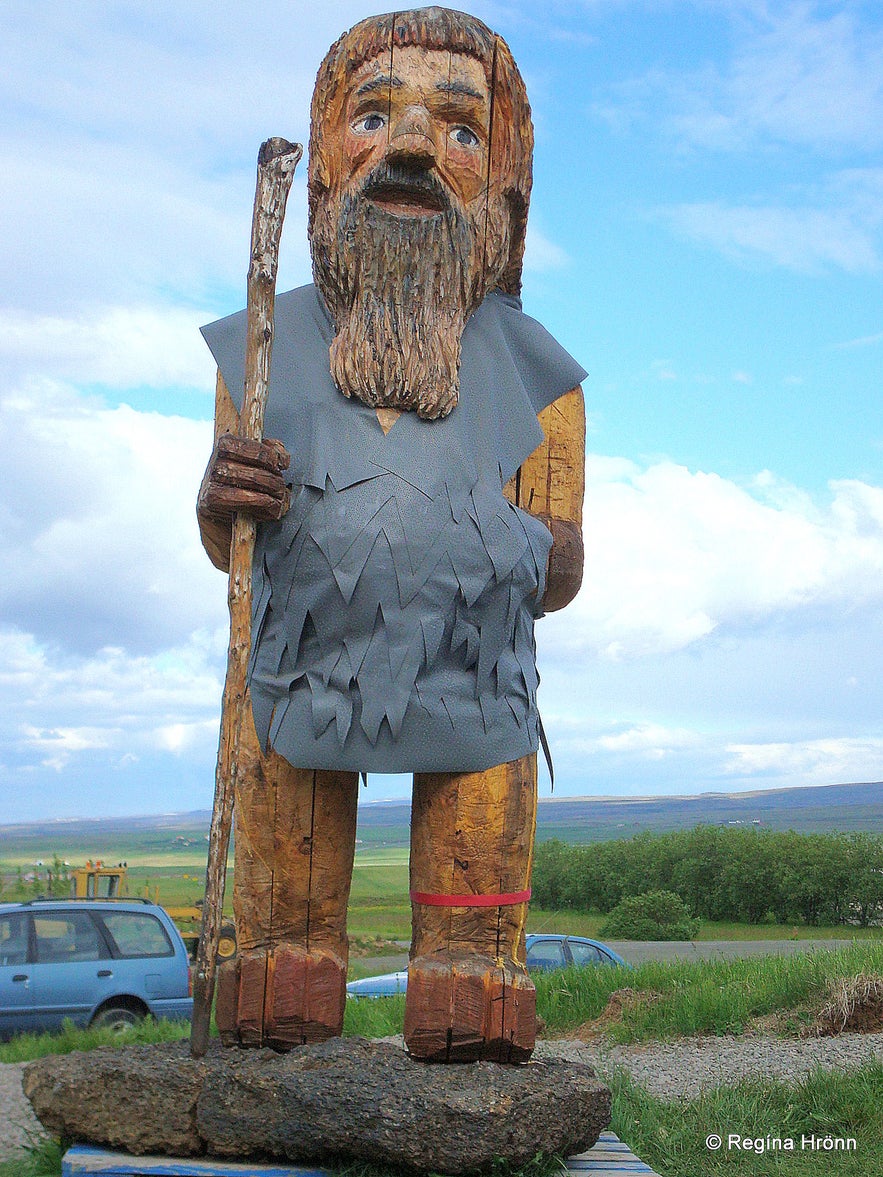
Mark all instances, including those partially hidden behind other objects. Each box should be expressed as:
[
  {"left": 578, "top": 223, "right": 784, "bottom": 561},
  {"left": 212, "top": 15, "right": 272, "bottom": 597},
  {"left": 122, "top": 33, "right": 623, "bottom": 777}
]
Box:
[
  {"left": 8, "top": 843, "right": 882, "bottom": 946},
  {"left": 6, "top": 941, "right": 880, "bottom": 1066},
  {"left": 348, "top": 851, "right": 410, "bottom": 941},
  {"left": 694, "top": 922, "right": 883, "bottom": 942},
  {"left": 345, "top": 894, "right": 883, "bottom": 945},
  {"left": 343, "top": 993, "right": 406, "bottom": 1039},
  {"left": 610, "top": 1063, "right": 883, "bottom": 1176},
  {"left": 348, "top": 955, "right": 406, "bottom": 981},
  {"left": 339, "top": 943, "right": 883, "bottom": 1044},
  {"left": 347, "top": 903, "right": 411, "bottom": 942},
  {"left": 0, "top": 1137, "right": 66, "bottom": 1177},
  {"left": 0, "top": 1016, "right": 191, "bottom": 1064},
  {"left": 527, "top": 908, "right": 883, "bottom": 942},
  {"left": 536, "top": 942, "right": 883, "bottom": 1041}
]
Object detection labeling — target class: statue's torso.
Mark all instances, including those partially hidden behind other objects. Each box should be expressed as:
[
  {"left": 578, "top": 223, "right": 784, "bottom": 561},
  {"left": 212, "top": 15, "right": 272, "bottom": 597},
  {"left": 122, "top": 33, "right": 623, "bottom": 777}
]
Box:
[{"left": 201, "top": 284, "right": 585, "bottom": 774}]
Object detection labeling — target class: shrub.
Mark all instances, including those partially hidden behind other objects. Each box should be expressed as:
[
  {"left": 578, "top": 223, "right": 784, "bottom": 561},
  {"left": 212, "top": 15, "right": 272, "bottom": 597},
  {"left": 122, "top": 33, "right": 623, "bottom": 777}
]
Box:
[{"left": 599, "top": 890, "right": 699, "bottom": 941}]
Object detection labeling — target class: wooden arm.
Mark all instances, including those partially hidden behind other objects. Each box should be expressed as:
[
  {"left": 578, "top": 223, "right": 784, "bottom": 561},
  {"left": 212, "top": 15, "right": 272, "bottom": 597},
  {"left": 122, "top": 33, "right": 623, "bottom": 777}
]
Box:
[{"left": 504, "top": 385, "right": 586, "bottom": 611}]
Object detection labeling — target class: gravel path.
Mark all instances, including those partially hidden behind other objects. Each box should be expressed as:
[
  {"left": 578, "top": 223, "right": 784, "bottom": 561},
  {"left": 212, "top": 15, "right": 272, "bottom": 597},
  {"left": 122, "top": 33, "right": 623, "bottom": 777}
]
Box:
[
  {"left": 4, "top": 1030, "right": 882, "bottom": 1162},
  {"left": 543, "top": 1032, "right": 883, "bottom": 1101},
  {"left": 0, "top": 1061, "right": 47, "bottom": 1161}
]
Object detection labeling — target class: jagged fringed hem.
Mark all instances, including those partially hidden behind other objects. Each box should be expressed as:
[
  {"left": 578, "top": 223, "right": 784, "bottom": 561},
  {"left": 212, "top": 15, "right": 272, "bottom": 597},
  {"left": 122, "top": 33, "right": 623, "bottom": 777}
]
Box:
[{"left": 202, "top": 284, "right": 586, "bottom": 774}]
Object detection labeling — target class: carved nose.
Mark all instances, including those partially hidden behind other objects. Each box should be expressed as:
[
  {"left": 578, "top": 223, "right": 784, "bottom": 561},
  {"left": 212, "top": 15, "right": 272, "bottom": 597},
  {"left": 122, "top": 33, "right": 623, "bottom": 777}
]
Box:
[{"left": 386, "top": 105, "right": 437, "bottom": 166}]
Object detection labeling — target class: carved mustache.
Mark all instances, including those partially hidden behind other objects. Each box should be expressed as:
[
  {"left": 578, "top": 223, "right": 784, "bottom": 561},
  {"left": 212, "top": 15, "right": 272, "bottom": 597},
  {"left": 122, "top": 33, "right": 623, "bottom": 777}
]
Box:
[{"left": 360, "top": 160, "right": 451, "bottom": 214}]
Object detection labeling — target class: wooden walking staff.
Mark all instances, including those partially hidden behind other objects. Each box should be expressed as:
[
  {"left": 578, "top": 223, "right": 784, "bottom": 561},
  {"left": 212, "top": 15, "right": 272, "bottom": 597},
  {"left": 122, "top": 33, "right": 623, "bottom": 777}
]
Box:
[{"left": 191, "top": 136, "right": 302, "bottom": 1059}]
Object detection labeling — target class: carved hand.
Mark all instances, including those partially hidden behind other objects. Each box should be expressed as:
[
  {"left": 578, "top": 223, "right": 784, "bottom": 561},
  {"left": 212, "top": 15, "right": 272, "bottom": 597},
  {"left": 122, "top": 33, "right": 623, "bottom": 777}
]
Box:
[
  {"left": 535, "top": 514, "right": 584, "bottom": 612},
  {"left": 197, "top": 433, "right": 291, "bottom": 524}
]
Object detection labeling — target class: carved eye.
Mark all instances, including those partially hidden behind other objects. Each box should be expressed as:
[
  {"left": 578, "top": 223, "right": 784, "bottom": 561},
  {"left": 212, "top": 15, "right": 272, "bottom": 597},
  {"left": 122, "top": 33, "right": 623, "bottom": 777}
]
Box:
[
  {"left": 450, "top": 125, "right": 479, "bottom": 148},
  {"left": 353, "top": 112, "right": 386, "bottom": 134}
]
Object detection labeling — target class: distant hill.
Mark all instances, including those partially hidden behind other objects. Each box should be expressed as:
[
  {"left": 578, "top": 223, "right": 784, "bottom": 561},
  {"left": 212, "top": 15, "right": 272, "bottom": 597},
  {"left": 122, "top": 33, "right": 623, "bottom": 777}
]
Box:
[
  {"left": 534, "top": 780, "right": 883, "bottom": 843},
  {"left": 1, "top": 781, "right": 882, "bottom": 861}
]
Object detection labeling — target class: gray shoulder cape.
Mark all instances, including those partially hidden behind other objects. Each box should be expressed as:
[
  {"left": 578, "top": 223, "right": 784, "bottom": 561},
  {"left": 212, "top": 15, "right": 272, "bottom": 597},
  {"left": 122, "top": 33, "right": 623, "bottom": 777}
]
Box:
[{"left": 202, "top": 285, "right": 586, "bottom": 775}]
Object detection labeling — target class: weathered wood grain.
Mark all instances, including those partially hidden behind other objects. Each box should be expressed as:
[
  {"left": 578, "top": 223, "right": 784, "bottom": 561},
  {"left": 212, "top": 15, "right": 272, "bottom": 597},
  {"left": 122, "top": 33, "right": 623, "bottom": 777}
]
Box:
[
  {"left": 405, "top": 754, "right": 538, "bottom": 1061},
  {"left": 217, "top": 707, "right": 358, "bottom": 1047},
  {"left": 191, "top": 138, "right": 301, "bottom": 1060}
]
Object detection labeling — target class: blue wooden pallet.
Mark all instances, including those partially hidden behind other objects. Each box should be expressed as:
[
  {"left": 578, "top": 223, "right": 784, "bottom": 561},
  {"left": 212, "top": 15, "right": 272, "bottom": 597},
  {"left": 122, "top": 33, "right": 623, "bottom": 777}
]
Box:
[
  {"left": 567, "top": 1133, "right": 660, "bottom": 1173},
  {"left": 62, "top": 1135, "right": 660, "bottom": 1176},
  {"left": 61, "top": 1151, "right": 326, "bottom": 1176}
]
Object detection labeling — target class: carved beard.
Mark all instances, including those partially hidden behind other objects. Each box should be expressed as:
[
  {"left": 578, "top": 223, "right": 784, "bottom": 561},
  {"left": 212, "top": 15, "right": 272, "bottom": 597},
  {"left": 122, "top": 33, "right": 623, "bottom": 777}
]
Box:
[{"left": 312, "top": 161, "right": 509, "bottom": 420}]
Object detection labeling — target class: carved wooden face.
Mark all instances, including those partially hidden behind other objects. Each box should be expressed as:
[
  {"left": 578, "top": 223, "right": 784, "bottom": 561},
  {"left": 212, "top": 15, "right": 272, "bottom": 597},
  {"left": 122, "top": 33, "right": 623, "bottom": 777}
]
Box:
[
  {"left": 310, "top": 41, "right": 514, "bottom": 419},
  {"left": 338, "top": 47, "right": 492, "bottom": 216}
]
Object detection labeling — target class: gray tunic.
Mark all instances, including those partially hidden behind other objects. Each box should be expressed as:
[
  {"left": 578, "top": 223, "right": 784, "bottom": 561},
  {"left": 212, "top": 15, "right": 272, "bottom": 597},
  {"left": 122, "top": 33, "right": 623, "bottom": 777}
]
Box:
[{"left": 202, "top": 284, "right": 585, "bottom": 774}]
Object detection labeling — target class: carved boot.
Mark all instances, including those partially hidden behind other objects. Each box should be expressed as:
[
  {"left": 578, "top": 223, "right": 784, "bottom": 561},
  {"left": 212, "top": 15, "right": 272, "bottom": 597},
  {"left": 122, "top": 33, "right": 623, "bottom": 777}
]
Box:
[
  {"left": 404, "top": 754, "right": 537, "bottom": 1063},
  {"left": 216, "top": 710, "right": 359, "bottom": 1049}
]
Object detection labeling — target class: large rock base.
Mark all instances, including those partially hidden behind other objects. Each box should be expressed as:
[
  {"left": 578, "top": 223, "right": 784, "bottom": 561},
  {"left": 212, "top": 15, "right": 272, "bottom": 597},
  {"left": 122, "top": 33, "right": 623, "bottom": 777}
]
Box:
[{"left": 24, "top": 1038, "right": 611, "bottom": 1174}]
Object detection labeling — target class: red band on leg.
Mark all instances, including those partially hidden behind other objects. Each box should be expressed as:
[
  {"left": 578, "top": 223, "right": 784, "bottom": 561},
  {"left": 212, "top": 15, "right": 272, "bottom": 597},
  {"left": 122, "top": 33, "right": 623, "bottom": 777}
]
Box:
[{"left": 409, "top": 888, "right": 531, "bottom": 908}]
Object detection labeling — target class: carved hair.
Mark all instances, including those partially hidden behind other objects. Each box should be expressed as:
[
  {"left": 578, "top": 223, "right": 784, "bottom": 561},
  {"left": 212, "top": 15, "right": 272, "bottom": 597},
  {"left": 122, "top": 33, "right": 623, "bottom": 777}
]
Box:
[{"left": 308, "top": 6, "right": 533, "bottom": 295}]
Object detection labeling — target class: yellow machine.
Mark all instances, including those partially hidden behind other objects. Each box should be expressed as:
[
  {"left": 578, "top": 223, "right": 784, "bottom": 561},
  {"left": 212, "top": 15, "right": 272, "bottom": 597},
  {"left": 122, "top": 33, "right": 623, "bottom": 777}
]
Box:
[
  {"left": 71, "top": 861, "right": 129, "bottom": 899},
  {"left": 70, "top": 861, "right": 237, "bottom": 960}
]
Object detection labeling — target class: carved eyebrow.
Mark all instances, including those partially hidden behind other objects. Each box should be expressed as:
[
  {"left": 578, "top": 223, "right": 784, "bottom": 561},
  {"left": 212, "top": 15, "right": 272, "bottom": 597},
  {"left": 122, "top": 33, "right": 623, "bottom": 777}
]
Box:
[
  {"left": 356, "top": 75, "right": 404, "bottom": 97},
  {"left": 435, "top": 80, "right": 485, "bottom": 101}
]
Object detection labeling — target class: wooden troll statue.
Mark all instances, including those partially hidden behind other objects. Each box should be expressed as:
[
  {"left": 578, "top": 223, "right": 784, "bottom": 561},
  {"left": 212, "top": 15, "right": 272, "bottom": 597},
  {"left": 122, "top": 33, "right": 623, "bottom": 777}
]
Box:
[{"left": 197, "top": 6, "right": 586, "bottom": 1064}]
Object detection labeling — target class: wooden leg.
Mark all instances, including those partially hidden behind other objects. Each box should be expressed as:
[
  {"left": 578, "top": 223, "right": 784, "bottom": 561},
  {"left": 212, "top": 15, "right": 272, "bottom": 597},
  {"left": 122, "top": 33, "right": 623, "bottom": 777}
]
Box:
[
  {"left": 216, "top": 703, "right": 359, "bottom": 1049},
  {"left": 405, "top": 754, "right": 538, "bottom": 1063}
]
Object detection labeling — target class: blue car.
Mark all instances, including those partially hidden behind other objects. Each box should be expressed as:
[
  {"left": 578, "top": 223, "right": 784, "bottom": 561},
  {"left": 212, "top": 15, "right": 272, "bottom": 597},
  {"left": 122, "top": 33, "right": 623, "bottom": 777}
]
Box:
[
  {"left": 346, "top": 934, "right": 628, "bottom": 998},
  {"left": 0, "top": 899, "right": 193, "bottom": 1039},
  {"left": 524, "top": 933, "right": 628, "bottom": 972}
]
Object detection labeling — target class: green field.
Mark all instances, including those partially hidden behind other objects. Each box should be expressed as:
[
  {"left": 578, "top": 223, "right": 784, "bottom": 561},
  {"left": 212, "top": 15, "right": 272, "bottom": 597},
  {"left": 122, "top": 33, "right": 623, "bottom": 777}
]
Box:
[{"left": 6, "top": 844, "right": 883, "bottom": 950}]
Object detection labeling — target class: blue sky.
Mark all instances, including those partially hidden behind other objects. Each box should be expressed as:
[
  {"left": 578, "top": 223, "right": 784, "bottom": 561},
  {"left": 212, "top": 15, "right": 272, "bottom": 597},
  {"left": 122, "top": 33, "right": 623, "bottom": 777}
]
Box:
[{"left": 1, "top": 0, "right": 881, "bottom": 821}]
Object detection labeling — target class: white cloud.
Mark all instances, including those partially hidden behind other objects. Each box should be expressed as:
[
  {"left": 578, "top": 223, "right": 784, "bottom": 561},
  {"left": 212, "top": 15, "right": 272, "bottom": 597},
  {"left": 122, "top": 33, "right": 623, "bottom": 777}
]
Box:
[
  {"left": 652, "top": 360, "right": 677, "bottom": 381},
  {"left": 725, "top": 737, "right": 883, "bottom": 786},
  {"left": 0, "top": 0, "right": 879, "bottom": 818},
  {"left": 154, "top": 720, "right": 220, "bottom": 755},
  {"left": 661, "top": 199, "right": 879, "bottom": 273},
  {"left": 524, "top": 224, "right": 569, "bottom": 272},
  {"left": 1, "top": 626, "right": 224, "bottom": 774},
  {"left": 0, "top": 1, "right": 347, "bottom": 315},
  {"left": 541, "top": 456, "right": 883, "bottom": 662},
  {"left": 0, "top": 3, "right": 362, "bottom": 159},
  {"left": 0, "top": 381, "right": 226, "bottom": 654},
  {"left": 23, "top": 725, "right": 114, "bottom": 759},
  {"left": 670, "top": 4, "right": 883, "bottom": 153},
  {"left": 0, "top": 140, "right": 311, "bottom": 313},
  {"left": 838, "top": 331, "right": 883, "bottom": 350},
  {"left": 0, "top": 306, "right": 217, "bottom": 390},
  {"left": 561, "top": 722, "right": 701, "bottom": 759},
  {"left": 3, "top": 430, "right": 882, "bottom": 812},
  {"left": 594, "top": 7, "right": 883, "bottom": 274}
]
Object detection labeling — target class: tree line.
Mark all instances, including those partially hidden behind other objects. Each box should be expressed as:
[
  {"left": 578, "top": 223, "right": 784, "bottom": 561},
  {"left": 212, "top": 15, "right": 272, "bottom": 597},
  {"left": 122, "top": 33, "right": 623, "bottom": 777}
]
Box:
[{"left": 532, "top": 826, "right": 883, "bottom": 927}]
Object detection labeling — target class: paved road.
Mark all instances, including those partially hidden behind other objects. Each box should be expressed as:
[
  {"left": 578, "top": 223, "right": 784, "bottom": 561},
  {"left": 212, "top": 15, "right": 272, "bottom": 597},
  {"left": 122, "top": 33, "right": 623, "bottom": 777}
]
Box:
[
  {"left": 358, "top": 939, "right": 859, "bottom": 975},
  {"left": 605, "top": 938, "right": 858, "bottom": 965}
]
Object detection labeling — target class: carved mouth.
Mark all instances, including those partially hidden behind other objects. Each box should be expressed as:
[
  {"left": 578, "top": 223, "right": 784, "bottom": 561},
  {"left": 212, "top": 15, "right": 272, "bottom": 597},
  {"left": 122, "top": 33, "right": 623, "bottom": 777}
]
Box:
[
  {"left": 367, "top": 184, "right": 446, "bottom": 217},
  {"left": 362, "top": 166, "right": 449, "bottom": 218}
]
